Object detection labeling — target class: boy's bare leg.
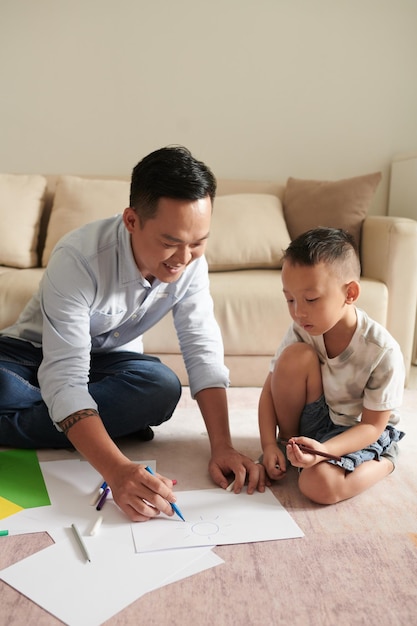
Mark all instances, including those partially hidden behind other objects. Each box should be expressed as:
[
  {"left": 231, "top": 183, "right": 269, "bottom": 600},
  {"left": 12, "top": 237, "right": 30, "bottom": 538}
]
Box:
[
  {"left": 298, "top": 457, "right": 393, "bottom": 505},
  {"left": 271, "top": 343, "right": 323, "bottom": 439}
]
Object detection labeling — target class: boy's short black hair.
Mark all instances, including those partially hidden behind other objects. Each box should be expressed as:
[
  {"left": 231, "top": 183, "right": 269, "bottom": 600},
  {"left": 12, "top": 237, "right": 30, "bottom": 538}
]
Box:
[
  {"left": 283, "top": 227, "right": 361, "bottom": 278},
  {"left": 129, "top": 145, "right": 217, "bottom": 223}
]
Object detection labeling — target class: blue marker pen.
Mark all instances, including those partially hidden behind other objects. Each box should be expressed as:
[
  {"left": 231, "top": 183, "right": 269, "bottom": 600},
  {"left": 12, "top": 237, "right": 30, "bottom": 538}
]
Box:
[
  {"left": 90, "top": 480, "right": 108, "bottom": 506},
  {"left": 145, "top": 465, "right": 186, "bottom": 522}
]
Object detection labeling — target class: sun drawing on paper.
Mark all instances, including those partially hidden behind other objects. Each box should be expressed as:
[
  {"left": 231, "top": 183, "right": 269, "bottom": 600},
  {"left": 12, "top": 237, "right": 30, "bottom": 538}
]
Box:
[{"left": 180, "top": 515, "right": 232, "bottom": 542}]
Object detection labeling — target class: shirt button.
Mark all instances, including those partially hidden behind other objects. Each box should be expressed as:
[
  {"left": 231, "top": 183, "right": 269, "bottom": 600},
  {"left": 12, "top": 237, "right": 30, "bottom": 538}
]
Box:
[
  {"left": 132, "top": 314, "right": 137, "bottom": 319},
  {"left": 114, "top": 331, "right": 120, "bottom": 337}
]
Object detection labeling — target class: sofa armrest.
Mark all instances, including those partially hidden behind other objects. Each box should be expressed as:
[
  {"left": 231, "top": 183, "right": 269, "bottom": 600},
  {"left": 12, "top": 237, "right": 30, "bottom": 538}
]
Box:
[{"left": 361, "top": 215, "right": 417, "bottom": 381}]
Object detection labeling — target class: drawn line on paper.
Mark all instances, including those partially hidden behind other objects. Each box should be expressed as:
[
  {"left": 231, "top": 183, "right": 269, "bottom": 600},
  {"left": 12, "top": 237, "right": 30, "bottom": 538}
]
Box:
[{"left": 178, "top": 515, "right": 232, "bottom": 542}]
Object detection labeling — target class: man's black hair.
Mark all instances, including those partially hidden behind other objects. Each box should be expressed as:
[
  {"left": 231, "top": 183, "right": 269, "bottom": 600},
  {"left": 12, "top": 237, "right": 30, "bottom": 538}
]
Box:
[{"left": 129, "top": 145, "right": 216, "bottom": 222}]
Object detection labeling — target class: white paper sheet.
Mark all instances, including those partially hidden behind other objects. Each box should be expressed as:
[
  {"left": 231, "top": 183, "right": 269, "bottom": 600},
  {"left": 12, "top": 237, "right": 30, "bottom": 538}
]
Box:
[
  {"left": 1, "top": 458, "right": 226, "bottom": 625},
  {"left": 0, "top": 533, "right": 223, "bottom": 626},
  {"left": 4, "top": 459, "right": 154, "bottom": 542},
  {"left": 131, "top": 487, "right": 304, "bottom": 552},
  {"left": 1, "top": 458, "right": 303, "bottom": 624}
]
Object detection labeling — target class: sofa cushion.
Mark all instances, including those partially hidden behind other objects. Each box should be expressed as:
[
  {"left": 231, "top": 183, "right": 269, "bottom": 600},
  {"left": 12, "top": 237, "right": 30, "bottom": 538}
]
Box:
[
  {"left": 206, "top": 194, "right": 291, "bottom": 271},
  {"left": 283, "top": 172, "right": 382, "bottom": 249},
  {"left": 0, "top": 174, "right": 47, "bottom": 268},
  {"left": 42, "top": 176, "right": 130, "bottom": 266},
  {"left": 0, "top": 267, "right": 45, "bottom": 329}
]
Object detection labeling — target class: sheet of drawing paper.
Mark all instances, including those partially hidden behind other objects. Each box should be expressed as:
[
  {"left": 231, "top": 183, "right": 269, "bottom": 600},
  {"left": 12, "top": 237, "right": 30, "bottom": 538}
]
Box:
[
  {"left": 154, "top": 548, "right": 223, "bottom": 589},
  {"left": 4, "top": 458, "right": 154, "bottom": 542},
  {"left": 0, "top": 532, "right": 223, "bottom": 626},
  {"left": 0, "top": 449, "right": 50, "bottom": 520},
  {"left": 132, "top": 487, "right": 304, "bottom": 552}
]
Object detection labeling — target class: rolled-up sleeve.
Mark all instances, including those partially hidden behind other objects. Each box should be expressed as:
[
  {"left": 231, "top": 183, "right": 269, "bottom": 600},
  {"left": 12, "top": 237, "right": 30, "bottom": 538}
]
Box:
[{"left": 38, "top": 247, "right": 98, "bottom": 426}]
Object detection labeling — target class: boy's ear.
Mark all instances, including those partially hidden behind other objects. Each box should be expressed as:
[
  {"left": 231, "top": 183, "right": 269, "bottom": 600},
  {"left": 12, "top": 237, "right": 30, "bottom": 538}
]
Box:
[{"left": 345, "top": 280, "right": 360, "bottom": 304}]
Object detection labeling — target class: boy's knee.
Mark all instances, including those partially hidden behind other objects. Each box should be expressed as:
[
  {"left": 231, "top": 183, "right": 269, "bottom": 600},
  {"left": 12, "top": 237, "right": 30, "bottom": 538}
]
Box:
[
  {"left": 273, "top": 343, "right": 320, "bottom": 377},
  {"left": 283, "top": 342, "right": 319, "bottom": 361},
  {"left": 298, "top": 465, "right": 342, "bottom": 505}
]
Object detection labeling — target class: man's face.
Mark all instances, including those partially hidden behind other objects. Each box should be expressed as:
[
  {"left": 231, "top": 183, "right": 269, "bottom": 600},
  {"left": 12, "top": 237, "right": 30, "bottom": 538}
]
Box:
[{"left": 123, "top": 196, "right": 212, "bottom": 283}]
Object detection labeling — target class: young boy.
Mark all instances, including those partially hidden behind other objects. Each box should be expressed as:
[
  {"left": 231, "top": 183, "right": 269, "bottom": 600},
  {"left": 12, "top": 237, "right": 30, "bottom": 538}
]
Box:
[{"left": 258, "top": 227, "right": 405, "bottom": 504}]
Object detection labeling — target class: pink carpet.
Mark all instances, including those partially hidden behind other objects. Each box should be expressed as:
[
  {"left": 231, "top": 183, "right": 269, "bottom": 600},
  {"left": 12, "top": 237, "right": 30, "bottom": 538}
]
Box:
[{"left": 1, "top": 387, "right": 416, "bottom": 625}]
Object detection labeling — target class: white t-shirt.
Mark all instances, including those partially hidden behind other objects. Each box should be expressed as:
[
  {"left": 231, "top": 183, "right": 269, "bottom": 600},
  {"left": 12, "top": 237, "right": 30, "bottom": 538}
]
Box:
[{"left": 270, "top": 308, "right": 404, "bottom": 427}]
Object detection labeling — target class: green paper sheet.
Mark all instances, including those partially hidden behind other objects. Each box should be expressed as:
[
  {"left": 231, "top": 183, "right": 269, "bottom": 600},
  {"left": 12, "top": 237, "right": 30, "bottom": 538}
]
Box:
[{"left": 0, "top": 449, "right": 51, "bottom": 519}]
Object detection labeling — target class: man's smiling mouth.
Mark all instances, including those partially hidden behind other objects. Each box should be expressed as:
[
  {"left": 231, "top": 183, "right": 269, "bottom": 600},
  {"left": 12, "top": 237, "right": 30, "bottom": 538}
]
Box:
[{"left": 163, "top": 262, "right": 183, "bottom": 271}]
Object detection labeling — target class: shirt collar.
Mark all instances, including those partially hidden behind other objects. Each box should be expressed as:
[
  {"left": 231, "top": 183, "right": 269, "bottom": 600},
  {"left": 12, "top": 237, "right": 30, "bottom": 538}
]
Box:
[{"left": 117, "top": 218, "right": 149, "bottom": 287}]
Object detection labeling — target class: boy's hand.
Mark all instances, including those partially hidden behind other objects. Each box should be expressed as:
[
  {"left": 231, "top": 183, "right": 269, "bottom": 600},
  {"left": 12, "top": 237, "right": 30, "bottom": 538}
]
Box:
[
  {"left": 262, "top": 443, "right": 287, "bottom": 481},
  {"left": 285, "top": 436, "right": 327, "bottom": 468}
]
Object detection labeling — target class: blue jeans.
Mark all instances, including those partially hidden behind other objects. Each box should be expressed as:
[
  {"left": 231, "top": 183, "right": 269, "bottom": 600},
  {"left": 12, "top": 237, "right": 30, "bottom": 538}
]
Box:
[{"left": 0, "top": 337, "right": 181, "bottom": 449}]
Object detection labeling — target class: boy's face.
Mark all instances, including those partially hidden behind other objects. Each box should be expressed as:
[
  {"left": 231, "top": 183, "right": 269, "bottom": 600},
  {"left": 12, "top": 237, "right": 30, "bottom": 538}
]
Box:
[
  {"left": 281, "top": 260, "right": 356, "bottom": 336},
  {"left": 123, "top": 196, "right": 211, "bottom": 283}
]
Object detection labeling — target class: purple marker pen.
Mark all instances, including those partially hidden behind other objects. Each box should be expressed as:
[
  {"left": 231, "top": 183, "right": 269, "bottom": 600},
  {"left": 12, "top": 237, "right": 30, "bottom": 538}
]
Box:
[{"left": 96, "top": 486, "right": 110, "bottom": 511}]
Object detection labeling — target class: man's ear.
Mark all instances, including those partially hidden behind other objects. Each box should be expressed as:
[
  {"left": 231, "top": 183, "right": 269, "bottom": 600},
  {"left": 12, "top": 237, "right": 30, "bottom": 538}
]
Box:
[
  {"left": 123, "top": 207, "right": 138, "bottom": 233},
  {"left": 345, "top": 280, "right": 360, "bottom": 304}
]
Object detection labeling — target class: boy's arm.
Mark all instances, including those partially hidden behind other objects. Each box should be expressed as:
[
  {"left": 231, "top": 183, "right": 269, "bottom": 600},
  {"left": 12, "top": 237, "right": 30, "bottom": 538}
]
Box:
[
  {"left": 324, "top": 408, "right": 391, "bottom": 457},
  {"left": 258, "top": 374, "right": 278, "bottom": 449},
  {"left": 290, "top": 408, "right": 391, "bottom": 465},
  {"left": 258, "top": 374, "right": 287, "bottom": 479}
]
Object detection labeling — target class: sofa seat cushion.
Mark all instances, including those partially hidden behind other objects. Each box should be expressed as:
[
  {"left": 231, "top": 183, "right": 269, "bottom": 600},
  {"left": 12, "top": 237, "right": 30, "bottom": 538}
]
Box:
[
  {"left": 0, "top": 174, "right": 47, "bottom": 268},
  {"left": 209, "top": 270, "right": 291, "bottom": 354},
  {"left": 144, "top": 271, "right": 389, "bottom": 360},
  {"left": 206, "top": 194, "right": 291, "bottom": 271},
  {"left": 144, "top": 270, "right": 293, "bottom": 357},
  {"left": 0, "top": 267, "right": 45, "bottom": 329},
  {"left": 42, "top": 176, "right": 130, "bottom": 266},
  {"left": 283, "top": 172, "right": 382, "bottom": 249}
]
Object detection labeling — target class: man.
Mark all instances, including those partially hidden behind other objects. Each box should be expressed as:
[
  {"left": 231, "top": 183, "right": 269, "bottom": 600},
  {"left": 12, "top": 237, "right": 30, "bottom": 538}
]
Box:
[{"left": 0, "top": 146, "right": 265, "bottom": 521}]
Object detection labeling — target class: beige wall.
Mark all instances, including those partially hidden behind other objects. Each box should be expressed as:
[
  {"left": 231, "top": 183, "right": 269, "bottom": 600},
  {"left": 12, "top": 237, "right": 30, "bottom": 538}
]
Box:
[{"left": 1, "top": 0, "right": 417, "bottom": 215}]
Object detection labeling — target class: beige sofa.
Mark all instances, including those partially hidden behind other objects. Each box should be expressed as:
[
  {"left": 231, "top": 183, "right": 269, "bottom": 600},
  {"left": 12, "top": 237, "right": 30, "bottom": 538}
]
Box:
[{"left": 1, "top": 172, "right": 417, "bottom": 386}]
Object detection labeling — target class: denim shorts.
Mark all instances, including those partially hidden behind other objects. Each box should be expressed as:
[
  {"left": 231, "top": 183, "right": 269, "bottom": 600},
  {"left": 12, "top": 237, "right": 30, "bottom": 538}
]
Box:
[{"left": 297, "top": 395, "right": 405, "bottom": 472}]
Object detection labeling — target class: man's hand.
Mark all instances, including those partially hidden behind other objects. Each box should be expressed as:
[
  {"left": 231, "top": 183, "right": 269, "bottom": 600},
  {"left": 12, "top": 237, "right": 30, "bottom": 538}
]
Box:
[
  {"left": 59, "top": 410, "right": 179, "bottom": 522},
  {"left": 104, "top": 463, "right": 178, "bottom": 522},
  {"left": 208, "top": 445, "right": 268, "bottom": 494}
]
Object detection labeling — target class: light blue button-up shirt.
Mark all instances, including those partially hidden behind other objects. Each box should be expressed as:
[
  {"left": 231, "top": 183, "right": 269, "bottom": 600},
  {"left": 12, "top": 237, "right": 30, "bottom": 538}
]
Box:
[{"left": 2, "top": 215, "right": 229, "bottom": 423}]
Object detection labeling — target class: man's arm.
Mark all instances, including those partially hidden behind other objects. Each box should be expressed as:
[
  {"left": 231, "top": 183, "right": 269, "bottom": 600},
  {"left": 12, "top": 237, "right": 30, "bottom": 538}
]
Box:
[
  {"left": 38, "top": 232, "right": 183, "bottom": 522},
  {"left": 59, "top": 409, "right": 178, "bottom": 522},
  {"left": 194, "top": 387, "right": 266, "bottom": 494}
]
